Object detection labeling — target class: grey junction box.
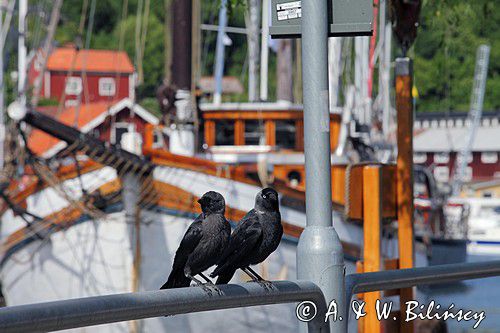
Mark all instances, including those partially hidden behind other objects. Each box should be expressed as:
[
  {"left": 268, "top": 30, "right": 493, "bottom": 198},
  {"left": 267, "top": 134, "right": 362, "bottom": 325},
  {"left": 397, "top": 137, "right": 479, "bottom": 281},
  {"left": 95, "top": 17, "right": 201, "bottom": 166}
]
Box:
[{"left": 270, "top": 0, "right": 373, "bottom": 38}]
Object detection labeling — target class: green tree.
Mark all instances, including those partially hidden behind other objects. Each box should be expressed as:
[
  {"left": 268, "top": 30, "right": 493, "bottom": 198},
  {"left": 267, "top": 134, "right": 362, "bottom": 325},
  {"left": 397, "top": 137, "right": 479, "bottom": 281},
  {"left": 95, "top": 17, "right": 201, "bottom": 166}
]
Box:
[{"left": 413, "top": 0, "right": 499, "bottom": 112}]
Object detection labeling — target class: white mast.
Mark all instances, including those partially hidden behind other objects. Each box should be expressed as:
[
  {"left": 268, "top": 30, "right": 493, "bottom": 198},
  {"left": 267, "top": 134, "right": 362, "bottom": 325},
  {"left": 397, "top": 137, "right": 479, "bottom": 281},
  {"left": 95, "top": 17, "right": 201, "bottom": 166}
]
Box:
[
  {"left": 213, "top": 0, "right": 228, "bottom": 105},
  {"left": 0, "top": 3, "right": 4, "bottom": 171},
  {"left": 451, "top": 45, "right": 490, "bottom": 196},
  {"left": 18, "top": 0, "right": 27, "bottom": 106},
  {"left": 328, "top": 37, "right": 343, "bottom": 111},
  {"left": 354, "top": 36, "right": 370, "bottom": 124},
  {"left": 259, "top": 0, "right": 269, "bottom": 101},
  {"left": 379, "top": 0, "right": 392, "bottom": 139}
]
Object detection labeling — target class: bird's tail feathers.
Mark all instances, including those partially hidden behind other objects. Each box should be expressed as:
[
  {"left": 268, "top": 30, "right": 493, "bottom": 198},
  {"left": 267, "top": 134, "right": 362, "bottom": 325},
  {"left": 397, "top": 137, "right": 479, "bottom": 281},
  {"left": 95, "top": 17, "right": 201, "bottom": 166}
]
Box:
[
  {"left": 215, "top": 268, "right": 236, "bottom": 284},
  {"left": 161, "top": 268, "right": 191, "bottom": 289}
]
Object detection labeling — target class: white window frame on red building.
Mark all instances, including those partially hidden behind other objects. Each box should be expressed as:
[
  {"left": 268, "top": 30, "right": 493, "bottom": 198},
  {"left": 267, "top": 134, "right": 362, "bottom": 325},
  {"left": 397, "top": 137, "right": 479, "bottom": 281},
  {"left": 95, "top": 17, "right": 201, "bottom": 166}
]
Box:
[
  {"left": 433, "top": 166, "right": 449, "bottom": 183},
  {"left": 65, "top": 77, "right": 83, "bottom": 95},
  {"left": 481, "top": 152, "right": 498, "bottom": 164},
  {"left": 99, "top": 77, "right": 116, "bottom": 97},
  {"left": 413, "top": 153, "right": 427, "bottom": 164},
  {"left": 434, "top": 152, "right": 450, "bottom": 164}
]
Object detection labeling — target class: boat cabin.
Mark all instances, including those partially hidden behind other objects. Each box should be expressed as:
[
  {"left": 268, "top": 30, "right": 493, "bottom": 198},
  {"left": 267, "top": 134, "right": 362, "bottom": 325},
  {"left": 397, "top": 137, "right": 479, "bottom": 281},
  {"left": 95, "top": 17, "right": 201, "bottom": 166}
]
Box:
[{"left": 200, "top": 103, "right": 341, "bottom": 153}]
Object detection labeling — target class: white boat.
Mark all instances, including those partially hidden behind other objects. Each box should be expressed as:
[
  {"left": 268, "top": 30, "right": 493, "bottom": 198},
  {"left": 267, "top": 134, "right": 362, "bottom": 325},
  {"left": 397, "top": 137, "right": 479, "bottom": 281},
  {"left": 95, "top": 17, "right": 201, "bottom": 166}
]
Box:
[
  {"left": 0, "top": 105, "right": 378, "bottom": 332},
  {"left": 450, "top": 198, "right": 500, "bottom": 255}
]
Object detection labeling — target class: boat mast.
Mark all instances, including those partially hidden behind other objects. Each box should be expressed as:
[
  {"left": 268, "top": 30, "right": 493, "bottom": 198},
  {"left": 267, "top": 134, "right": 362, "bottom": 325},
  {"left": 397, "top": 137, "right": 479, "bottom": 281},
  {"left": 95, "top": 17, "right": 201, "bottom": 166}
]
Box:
[
  {"left": 31, "top": 0, "right": 63, "bottom": 108},
  {"left": 354, "top": 36, "right": 370, "bottom": 125},
  {"left": 276, "top": 39, "right": 293, "bottom": 102},
  {"left": 451, "top": 45, "right": 490, "bottom": 196},
  {"left": 379, "top": 0, "right": 392, "bottom": 140},
  {"left": 327, "top": 37, "right": 342, "bottom": 110},
  {"left": 18, "top": 0, "right": 27, "bottom": 107},
  {"left": 0, "top": 4, "right": 4, "bottom": 171},
  {"left": 213, "top": 0, "right": 228, "bottom": 105},
  {"left": 259, "top": 0, "right": 269, "bottom": 101},
  {"left": 246, "top": 0, "right": 260, "bottom": 101}
]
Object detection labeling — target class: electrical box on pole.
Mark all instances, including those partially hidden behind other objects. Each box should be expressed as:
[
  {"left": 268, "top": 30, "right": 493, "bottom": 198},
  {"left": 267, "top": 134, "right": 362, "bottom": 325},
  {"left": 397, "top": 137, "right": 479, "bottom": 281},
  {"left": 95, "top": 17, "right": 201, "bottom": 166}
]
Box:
[{"left": 270, "top": 0, "right": 373, "bottom": 38}]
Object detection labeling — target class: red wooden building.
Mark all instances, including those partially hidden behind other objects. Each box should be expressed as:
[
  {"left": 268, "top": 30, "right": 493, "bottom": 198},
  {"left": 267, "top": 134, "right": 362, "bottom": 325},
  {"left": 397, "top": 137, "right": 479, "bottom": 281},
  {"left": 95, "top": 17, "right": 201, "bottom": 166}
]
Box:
[
  {"left": 413, "top": 112, "right": 500, "bottom": 184},
  {"left": 28, "top": 99, "right": 159, "bottom": 158},
  {"left": 28, "top": 47, "right": 135, "bottom": 107}
]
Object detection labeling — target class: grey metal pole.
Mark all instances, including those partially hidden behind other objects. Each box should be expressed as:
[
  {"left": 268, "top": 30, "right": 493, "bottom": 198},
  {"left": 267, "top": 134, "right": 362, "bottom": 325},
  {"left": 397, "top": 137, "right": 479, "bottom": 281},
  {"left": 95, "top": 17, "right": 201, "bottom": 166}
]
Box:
[
  {"left": 0, "top": 281, "right": 329, "bottom": 333},
  {"left": 122, "top": 172, "right": 142, "bottom": 333},
  {"left": 297, "top": 0, "right": 346, "bottom": 332}
]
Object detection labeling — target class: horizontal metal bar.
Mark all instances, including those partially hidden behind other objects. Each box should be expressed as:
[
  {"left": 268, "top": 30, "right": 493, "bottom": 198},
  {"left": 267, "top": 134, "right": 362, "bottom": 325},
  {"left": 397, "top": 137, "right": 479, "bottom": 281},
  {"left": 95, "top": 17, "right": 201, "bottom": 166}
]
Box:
[
  {"left": 0, "top": 281, "right": 329, "bottom": 333},
  {"left": 345, "top": 260, "right": 500, "bottom": 315},
  {"left": 200, "top": 23, "right": 249, "bottom": 34}
]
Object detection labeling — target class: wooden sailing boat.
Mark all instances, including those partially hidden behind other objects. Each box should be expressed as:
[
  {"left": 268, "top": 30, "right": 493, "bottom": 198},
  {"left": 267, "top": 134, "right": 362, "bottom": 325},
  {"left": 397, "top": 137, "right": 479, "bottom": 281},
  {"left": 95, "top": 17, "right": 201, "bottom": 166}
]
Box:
[{"left": 0, "top": 1, "right": 437, "bottom": 332}]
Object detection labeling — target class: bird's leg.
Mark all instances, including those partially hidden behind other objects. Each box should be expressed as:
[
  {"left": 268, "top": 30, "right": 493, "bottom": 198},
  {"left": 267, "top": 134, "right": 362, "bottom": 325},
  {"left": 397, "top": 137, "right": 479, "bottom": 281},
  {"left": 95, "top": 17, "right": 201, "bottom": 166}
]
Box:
[
  {"left": 241, "top": 267, "right": 259, "bottom": 281},
  {"left": 199, "top": 272, "right": 224, "bottom": 296},
  {"left": 244, "top": 267, "right": 275, "bottom": 291},
  {"left": 186, "top": 273, "right": 215, "bottom": 296},
  {"left": 186, "top": 273, "right": 223, "bottom": 296},
  {"left": 199, "top": 272, "right": 214, "bottom": 284}
]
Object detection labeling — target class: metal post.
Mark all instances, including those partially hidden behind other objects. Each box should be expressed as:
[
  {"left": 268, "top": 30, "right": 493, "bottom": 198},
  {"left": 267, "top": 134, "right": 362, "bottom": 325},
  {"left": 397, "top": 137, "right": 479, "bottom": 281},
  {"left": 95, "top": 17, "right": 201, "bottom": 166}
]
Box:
[
  {"left": 213, "top": 0, "right": 227, "bottom": 105},
  {"left": 122, "top": 172, "right": 142, "bottom": 333},
  {"left": 297, "top": 0, "right": 345, "bottom": 332}
]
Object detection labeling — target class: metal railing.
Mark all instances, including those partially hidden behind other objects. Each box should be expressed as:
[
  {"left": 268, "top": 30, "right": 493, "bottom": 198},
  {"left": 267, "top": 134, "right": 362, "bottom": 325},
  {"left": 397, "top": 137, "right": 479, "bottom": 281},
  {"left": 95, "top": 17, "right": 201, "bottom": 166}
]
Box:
[
  {"left": 0, "top": 281, "right": 329, "bottom": 333},
  {"left": 345, "top": 259, "right": 500, "bottom": 318},
  {"left": 1, "top": 261, "right": 500, "bottom": 332}
]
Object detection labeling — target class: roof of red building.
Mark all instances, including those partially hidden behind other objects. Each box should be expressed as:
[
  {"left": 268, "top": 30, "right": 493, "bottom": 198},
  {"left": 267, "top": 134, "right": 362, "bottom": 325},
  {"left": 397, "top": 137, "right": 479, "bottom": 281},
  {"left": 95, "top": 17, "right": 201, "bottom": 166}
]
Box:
[
  {"left": 28, "top": 99, "right": 158, "bottom": 157},
  {"left": 46, "top": 48, "right": 134, "bottom": 74}
]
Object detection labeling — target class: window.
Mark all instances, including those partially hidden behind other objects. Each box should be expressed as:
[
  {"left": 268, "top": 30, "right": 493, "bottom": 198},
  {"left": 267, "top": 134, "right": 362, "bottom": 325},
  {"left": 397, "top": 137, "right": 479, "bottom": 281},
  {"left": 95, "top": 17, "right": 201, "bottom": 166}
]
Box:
[
  {"left": 215, "top": 120, "right": 235, "bottom": 146},
  {"left": 434, "top": 152, "right": 449, "bottom": 164},
  {"left": 481, "top": 152, "right": 498, "bottom": 164},
  {"left": 275, "top": 120, "right": 296, "bottom": 150},
  {"left": 413, "top": 153, "right": 427, "bottom": 164},
  {"left": 111, "top": 123, "right": 135, "bottom": 145},
  {"left": 433, "top": 166, "right": 449, "bottom": 183},
  {"left": 244, "top": 120, "right": 265, "bottom": 145},
  {"left": 99, "top": 78, "right": 116, "bottom": 96},
  {"left": 65, "top": 77, "right": 82, "bottom": 95}
]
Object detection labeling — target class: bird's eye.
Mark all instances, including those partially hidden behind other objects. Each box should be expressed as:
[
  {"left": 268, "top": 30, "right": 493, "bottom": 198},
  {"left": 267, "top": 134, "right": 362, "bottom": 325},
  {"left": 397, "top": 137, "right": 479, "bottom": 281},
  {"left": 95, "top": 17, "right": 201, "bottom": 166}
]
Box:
[{"left": 262, "top": 195, "right": 267, "bottom": 199}]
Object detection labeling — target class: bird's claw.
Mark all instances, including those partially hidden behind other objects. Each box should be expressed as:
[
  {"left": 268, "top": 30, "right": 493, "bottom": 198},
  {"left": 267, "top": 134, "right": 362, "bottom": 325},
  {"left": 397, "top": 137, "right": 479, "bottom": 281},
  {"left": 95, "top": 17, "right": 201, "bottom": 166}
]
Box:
[
  {"left": 256, "top": 280, "right": 275, "bottom": 292},
  {"left": 205, "top": 282, "right": 224, "bottom": 296},
  {"left": 197, "top": 282, "right": 223, "bottom": 296}
]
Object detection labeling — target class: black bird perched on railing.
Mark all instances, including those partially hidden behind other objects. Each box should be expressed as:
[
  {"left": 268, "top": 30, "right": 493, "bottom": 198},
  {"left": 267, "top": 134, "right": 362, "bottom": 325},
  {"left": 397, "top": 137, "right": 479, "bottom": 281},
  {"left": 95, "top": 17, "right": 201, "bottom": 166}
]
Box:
[
  {"left": 160, "top": 191, "right": 230, "bottom": 293},
  {"left": 211, "top": 188, "right": 283, "bottom": 290}
]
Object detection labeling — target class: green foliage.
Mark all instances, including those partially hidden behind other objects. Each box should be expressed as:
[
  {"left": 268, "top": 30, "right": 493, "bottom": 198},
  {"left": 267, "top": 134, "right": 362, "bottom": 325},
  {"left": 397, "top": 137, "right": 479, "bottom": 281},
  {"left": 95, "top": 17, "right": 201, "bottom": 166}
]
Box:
[
  {"left": 46, "top": 0, "right": 498, "bottom": 113},
  {"left": 139, "top": 97, "right": 161, "bottom": 118},
  {"left": 413, "top": 0, "right": 499, "bottom": 112},
  {"left": 38, "top": 98, "right": 59, "bottom": 107}
]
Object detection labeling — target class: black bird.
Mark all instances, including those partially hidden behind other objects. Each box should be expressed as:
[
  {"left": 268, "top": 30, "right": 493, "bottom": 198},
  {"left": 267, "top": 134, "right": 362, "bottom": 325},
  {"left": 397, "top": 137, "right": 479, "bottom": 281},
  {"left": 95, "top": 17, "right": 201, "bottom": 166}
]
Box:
[
  {"left": 160, "top": 191, "right": 230, "bottom": 292},
  {"left": 210, "top": 188, "right": 282, "bottom": 289}
]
